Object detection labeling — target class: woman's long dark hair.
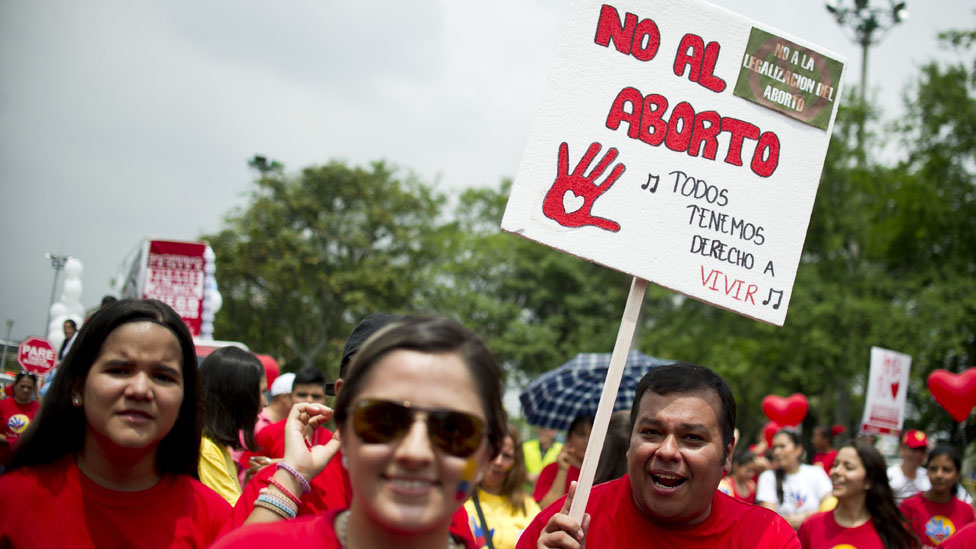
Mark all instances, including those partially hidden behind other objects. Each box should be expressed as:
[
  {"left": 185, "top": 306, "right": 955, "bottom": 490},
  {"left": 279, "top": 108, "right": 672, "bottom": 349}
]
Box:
[
  {"left": 842, "top": 440, "right": 919, "bottom": 549},
  {"left": 773, "top": 429, "right": 803, "bottom": 505},
  {"left": 494, "top": 424, "right": 531, "bottom": 515},
  {"left": 199, "top": 346, "right": 263, "bottom": 451},
  {"left": 9, "top": 299, "right": 201, "bottom": 478}
]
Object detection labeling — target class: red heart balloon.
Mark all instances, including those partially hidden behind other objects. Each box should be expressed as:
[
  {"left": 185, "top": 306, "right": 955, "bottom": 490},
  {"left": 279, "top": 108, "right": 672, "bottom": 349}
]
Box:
[
  {"left": 928, "top": 368, "right": 976, "bottom": 422},
  {"left": 763, "top": 421, "right": 781, "bottom": 447},
  {"left": 761, "top": 393, "right": 809, "bottom": 427}
]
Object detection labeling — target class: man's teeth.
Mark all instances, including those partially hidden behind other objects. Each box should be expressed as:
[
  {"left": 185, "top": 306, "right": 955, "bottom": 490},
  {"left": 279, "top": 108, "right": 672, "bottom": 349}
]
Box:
[{"left": 653, "top": 474, "right": 685, "bottom": 487}]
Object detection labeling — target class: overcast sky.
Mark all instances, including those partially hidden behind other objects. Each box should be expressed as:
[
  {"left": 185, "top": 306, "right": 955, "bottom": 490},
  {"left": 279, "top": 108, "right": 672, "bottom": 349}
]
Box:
[{"left": 1, "top": 0, "right": 973, "bottom": 344}]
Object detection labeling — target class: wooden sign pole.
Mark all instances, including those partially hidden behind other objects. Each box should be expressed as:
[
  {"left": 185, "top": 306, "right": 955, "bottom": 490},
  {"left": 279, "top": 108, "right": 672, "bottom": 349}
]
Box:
[{"left": 569, "top": 276, "right": 647, "bottom": 523}]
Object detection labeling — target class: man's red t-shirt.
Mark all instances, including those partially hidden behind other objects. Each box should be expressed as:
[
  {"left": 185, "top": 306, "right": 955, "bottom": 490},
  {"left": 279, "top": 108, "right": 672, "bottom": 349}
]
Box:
[
  {"left": 517, "top": 475, "right": 799, "bottom": 548},
  {"left": 0, "top": 455, "right": 230, "bottom": 548},
  {"left": 797, "top": 511, "right": 884, "bottom": 549},
  {"left": 900, "top": 494, "right": 976, "bottom": 547},
  {"left": 532, "top": 462, "right": 580, "bottom": 502},
  {"left": 0, "top": 398, "right": 39, "bottom": 464},
  {"left": 812, "top": 449, "right": 838, "bottom": 475}
]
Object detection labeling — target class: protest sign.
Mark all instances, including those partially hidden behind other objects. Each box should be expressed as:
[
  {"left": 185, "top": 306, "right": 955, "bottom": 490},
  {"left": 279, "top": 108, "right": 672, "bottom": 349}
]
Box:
[
  {"left": 502, "top": 0, "right": 848, "bottom": 523},
  {"left": 18, "top": 336, "right": 56, "bottom": 375},
  {"left": 502, "top": 0, "right": 846, "bottom": 327},
  {"left": 143, "top": 240, "right": 207, "bottom": 336},
  {"left": 860, "top": 346, "right": 912, "bottom": 436}
]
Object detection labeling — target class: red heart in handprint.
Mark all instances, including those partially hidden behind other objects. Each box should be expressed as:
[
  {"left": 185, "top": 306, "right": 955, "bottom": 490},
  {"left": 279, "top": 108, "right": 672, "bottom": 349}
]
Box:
[
  {"left": 927, "top": 368, "right": 976, "bottom": 422},
  {"left": 542, "top": 141, "right": 624, "bottom": 232},
  {"left": 761, "top": 393, "right": 808, "bottom": 427}
]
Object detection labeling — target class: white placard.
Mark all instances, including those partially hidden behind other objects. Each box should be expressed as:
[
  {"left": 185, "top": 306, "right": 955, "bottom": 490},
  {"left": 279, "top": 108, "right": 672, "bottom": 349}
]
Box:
[
  {"left": 860, "top": 346, "right": 912, "bottom": 436},
  {"left": 501, "top": 0, "right": 847, "bottom": 325}
]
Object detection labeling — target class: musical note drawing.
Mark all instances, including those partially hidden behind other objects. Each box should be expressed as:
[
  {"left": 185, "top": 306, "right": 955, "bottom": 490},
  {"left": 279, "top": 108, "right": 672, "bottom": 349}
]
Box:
[
  {"left": 641, "top": 172, "right": 660, "bottom": 193},
  {"left": 762, "top": 288, "right": 783, "bottom": 309}
]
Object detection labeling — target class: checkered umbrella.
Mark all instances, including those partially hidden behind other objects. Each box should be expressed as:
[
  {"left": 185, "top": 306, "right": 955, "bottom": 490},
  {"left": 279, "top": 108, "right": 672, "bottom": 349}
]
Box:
[{"left": 519, "top": 351, "right": 670, "bottom": 431}]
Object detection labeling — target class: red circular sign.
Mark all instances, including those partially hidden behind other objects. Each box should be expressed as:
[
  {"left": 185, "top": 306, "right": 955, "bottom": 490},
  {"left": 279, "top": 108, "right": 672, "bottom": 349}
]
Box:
[{"left": 18, "top": 336, "right": 57, "bottom": 375}]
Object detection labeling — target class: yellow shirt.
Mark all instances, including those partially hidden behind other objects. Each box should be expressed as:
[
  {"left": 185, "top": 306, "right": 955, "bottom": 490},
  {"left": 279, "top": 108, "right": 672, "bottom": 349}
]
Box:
[
  {"left": 198, "top": 436, "right": 241, "bottom": 505},
  {"left": 522, "top": 440, "right": 563, "bottom": 475},
  {"left": 465, "top": 489, "right": 542, "bottom": 549}
]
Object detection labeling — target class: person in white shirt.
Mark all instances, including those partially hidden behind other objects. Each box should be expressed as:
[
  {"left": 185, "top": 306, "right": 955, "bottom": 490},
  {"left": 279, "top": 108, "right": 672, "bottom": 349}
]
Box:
[{"left": 757, "top": 429, "right": 833, "bottom": 529}]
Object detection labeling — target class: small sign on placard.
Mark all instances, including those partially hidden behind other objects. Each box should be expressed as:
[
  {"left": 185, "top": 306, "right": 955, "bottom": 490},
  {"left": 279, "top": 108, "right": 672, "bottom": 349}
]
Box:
[
  {"left": 733, "top": 28, "right": 844, "bottom": 130},
  {"left": 501, "top": 0, "right": 847, "bottom": 325},
  {"left": 860, "top": 347, "right": 912, "bottom": 437}
]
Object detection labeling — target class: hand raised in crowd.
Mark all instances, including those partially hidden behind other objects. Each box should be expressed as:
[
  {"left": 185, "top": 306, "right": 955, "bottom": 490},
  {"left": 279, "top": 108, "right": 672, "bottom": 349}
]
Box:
[
  {"left": 283, "top": 402, "right": 341, "bottom": 482},
  {"left": 557, "top": 443, "right": 583, "bottom": 471},
  {"left": 538, "top": 481, "right": 590, "bottom": 549}
]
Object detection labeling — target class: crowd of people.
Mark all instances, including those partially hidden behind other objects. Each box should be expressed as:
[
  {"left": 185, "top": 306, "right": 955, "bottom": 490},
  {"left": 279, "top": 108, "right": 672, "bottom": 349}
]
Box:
[{"left": 1, "top": 298, "right": 975, "bottom": 548}]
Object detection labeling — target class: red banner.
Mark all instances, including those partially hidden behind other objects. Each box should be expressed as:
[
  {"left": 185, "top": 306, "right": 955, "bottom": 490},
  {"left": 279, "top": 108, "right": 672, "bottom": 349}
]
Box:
[{"left": 143, "top": 241, "right": 206, "bottom": 336}]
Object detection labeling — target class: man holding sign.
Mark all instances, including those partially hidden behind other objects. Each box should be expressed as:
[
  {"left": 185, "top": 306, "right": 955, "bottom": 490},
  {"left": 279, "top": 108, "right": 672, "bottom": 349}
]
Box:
[{"left": 517, "top": 363, "right": 798, "bottom": 548}]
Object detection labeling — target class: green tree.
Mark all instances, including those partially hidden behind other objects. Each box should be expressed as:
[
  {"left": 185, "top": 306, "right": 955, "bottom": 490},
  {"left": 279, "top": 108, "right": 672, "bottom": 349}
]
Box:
[
  {"left": 424, "top": 180, "right": 631, "bottom": 382},
  {"left": 204, "top": 158, "right": 445, "bottom": 380},
  {"left": 636, "top": 28, "right": 976, "bottom": 446}
]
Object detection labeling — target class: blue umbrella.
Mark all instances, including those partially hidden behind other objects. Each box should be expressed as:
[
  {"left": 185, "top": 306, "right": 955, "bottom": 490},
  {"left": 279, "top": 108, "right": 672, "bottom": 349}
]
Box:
[{"left": 519, "top": 351, "right": 671, "bottom": 431}]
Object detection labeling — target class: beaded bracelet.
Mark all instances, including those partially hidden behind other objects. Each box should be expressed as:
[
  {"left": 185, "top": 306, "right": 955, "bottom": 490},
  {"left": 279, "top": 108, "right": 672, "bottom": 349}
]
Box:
[
  {"left": 268, "top": 477, "right": 303, "bottom": 507},
  {"left": 258, "top": 487, "right": 298, "bottom": 512},
  {"left": 257, "top": 490, "right": 298, "bottom": 519},
  {"left": 254, "top": 498, "right": 295, "bottom": 520},
  {"left": 275, "top": 462, "right": 311, "bottom": 494}
]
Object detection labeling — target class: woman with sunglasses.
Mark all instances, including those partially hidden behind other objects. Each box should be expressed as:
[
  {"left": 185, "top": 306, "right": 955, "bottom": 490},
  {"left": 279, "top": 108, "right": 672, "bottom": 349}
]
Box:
[
  {"left": 215, "top": 316, "right": 507, "bottom": 548},
  {"left": 0, "top": 371, "right": 40, "bottom": 470},
  {"left": 466, "top": 424, "right": 541, "bottom": 549},
  {"left": 0, "top": 299, "right": 231, "bottom": 548}
]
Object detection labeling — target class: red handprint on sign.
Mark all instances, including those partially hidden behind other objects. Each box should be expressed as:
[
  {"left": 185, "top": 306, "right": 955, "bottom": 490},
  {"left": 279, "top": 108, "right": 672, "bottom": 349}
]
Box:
[{"left": 542, "top": 141, "right": 625, "bottom": 232}]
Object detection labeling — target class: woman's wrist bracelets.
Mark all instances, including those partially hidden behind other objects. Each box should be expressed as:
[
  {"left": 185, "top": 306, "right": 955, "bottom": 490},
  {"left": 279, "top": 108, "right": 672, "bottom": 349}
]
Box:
[{"left": 275, "top": 461, "right": 311, "bottom": 494}]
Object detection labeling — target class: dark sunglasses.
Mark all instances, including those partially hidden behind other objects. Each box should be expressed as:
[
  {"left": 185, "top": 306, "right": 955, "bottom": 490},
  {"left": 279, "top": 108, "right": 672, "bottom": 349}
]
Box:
[{"left": 351, "top": 398, "right": 486, "bottom": 458}]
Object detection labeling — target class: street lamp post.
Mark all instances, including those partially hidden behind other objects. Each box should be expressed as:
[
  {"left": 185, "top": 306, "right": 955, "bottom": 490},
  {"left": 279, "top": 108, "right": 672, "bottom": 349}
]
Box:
[
  {"left": 0, "top": 319, "right": 12, "bottom": 370},
  {"left": 44, "top": 253, "right": 70, "bottom": 338},
  {"left": 826, "top": 0, "right": 908, "bottom": 163}
]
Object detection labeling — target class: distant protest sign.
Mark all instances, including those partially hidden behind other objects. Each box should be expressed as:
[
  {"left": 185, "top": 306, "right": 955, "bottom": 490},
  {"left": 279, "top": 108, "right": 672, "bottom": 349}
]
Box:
[
  {"left": 143, "top": 240, "right": 206, "bottom": 336},
  {"left": 501, "top": 0, "right": 847, "bottom": 325},
  {"left": 861, "top": 347, "right": 912, "bottom": 437}
]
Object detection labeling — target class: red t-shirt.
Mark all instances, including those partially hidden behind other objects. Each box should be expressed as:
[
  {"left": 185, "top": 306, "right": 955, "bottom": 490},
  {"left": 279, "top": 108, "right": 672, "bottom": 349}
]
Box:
[
  {"left": 719, "top": 476, "right": 757, "bottom": 504},
  {"left": 532, "top": 462, "right": 581, "bottom": 502},
  {"left": 226, "top": 450, "right": 475, "bottom": 546},
  {"left": 517, "top": 475, "right": 799, "bottom": 548},
  {"left": 0, "top": 455, "right": 230, "bottom": 548},
  {"left": 215, "top": 509, "right": 476, "bottom": 548},
  {"left": 939, "top": 521, "right": 976, "bottom": 548},
  {"left": 253, "top": 419, "right": 333, "bottom": 460},
  {"left": 797, "top": 511, "right": 884, "bottom": 549},
  {"left": 813, "top": 449, "right": 837, "bottom": 474},
  {"left": 900, "top": 493, "right": 976, "bottom": 547},
  {"left": 0, "top": 398, "right": 39, "bottom": 464},
  {"left": 227, "top": 449, "right": 351, "bottom": 528}
]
